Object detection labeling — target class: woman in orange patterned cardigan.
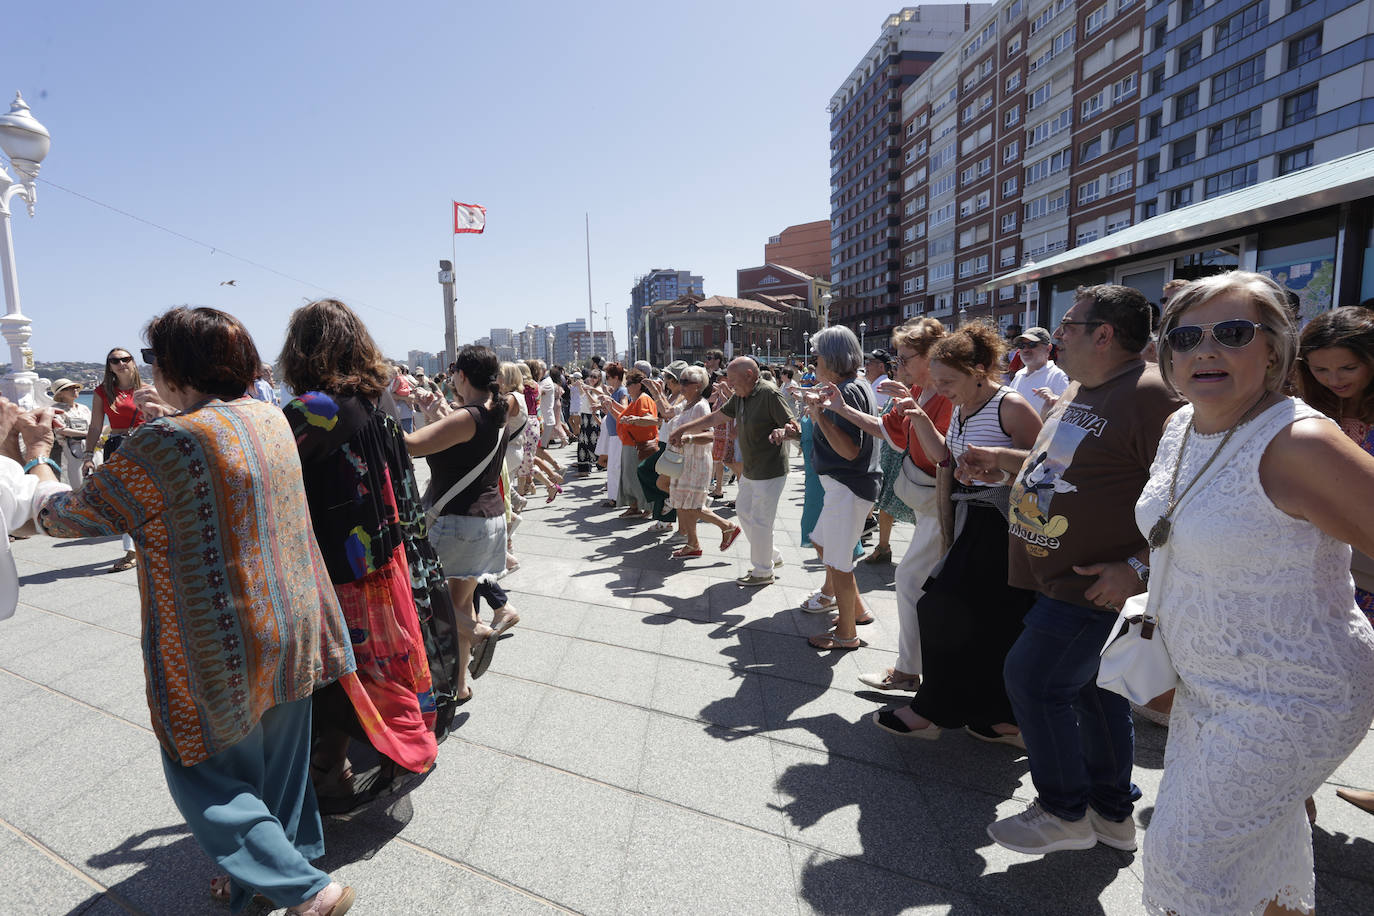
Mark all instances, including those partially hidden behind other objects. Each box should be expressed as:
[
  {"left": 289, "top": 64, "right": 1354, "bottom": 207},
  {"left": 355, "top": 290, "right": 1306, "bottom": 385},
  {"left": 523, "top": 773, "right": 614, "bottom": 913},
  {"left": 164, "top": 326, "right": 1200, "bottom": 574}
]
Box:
[{"left": 35, "top": 307, "right": 358, "bottom": 916}]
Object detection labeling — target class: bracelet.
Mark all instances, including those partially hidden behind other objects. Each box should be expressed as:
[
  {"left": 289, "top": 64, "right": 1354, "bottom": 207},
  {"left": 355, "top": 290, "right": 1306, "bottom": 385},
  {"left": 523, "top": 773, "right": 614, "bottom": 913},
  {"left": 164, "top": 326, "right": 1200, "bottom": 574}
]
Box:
[
  {"left": 23, "top": 457, "right": 62, "bottom": 476},
  {"left": 996, "top": 469, "right": 1013, "bottom": 485}
]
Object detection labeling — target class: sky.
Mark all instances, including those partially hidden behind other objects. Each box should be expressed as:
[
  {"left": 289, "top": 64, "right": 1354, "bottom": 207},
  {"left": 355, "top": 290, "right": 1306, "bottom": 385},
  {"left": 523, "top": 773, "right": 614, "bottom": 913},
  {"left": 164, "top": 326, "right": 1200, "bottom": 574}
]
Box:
[{"left": 3, "top": 0, "right": 906, "bottom": 364}]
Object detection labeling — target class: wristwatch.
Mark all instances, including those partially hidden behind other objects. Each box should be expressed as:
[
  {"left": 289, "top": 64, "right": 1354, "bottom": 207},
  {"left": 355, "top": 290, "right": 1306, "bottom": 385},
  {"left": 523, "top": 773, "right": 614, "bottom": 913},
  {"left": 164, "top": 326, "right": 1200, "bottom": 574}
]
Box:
[{"left": 1126, "top": 556, "right": 1150, "bottom": 585}]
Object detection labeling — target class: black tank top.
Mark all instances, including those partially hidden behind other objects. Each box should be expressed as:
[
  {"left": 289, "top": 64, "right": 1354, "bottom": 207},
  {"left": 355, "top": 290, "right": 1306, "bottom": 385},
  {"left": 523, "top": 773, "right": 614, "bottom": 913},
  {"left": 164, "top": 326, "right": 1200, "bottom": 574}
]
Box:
[{"left": 426, "top": 404, "right": 505, "bottom": 518}]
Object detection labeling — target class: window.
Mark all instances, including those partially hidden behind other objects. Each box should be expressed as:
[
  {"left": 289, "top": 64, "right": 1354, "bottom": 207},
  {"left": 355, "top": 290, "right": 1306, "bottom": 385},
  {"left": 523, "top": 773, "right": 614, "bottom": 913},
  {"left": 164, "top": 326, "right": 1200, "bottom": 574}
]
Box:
[
  {"left": 1288, "top": 28, "right": 1322, "bottom": 69},
  {"left": 1174, "top": 87, "right": 1199, "bottom": 119},
  {"left": 1004, "top": 140, "right": 1020, "bottom": 163},
  {"left": 1027, "top": 108, "right": 1072, "bottom": 147},
  {"left": 1208, "top": 108, "right": 1261, "bottom": 153},
  {"left": 1145, "top": 112, "right": 1162, "bottom": 141},
  {"left": 1111, "top": 122, "right": 1135, "bottom": 150},
  {"left": 1078, "top": 179, "right": 1101, "bottom": 204},
  {"left": 1152, "top": 21, "right": 1167, "bottom": 52},
  {"left": 1204, "top": 163, "right": 1258, "bottom": 198},
  {"left": 1172, "top": 135, "right": 1197, "bottom": 166},
  {"left": 1024, "top": 189, "right": 1069, "bottom": 221},
  {"left": 930, "top": 261, "right": 955, "bottom": 282},
  {"left": 1169, "top": 185, "right": 1194, "bottom": 209},
  {"left": 1003, "top": 176, "right": 1019, "bottom": 197},
  {"left": 1211, "top": 55, "right": 1263, "bottom": 103},
  {"left": 930, "top": 142, "right": 957, "bottom": 171},
  {"left": 1082, "top": 92, "right": 1104, "bottom": 119},
  {"left": 902, "top": 278, "right": 917, "bottom": 294},
  {"left": 1006, "top": 72, "right": 1022, "bottom": 92},
  {"left": 1002, "top": 213, "right": 1018, "bottom": 232},
  {"left": 932, "top": 174, "right": 957, "bottom": 197},
  {"left": 1008, "top": 35, "right": 1023, "bottom": 56},
  {"left": 1141, "top": 200, "right": 1159, "bottom": 219},
  {"left": 1053, "top": 25, "right": 1076, "bottom": 56},
  {"left": 914, "top": 220, "right": 927, "bottom": 238},
  {"left": 1081, "top": 136, "right": 1103, "bottom": 160},
  {"left": 1143, "top": 155, "right": 1160, "bottom": 183},
  {"left": 1112, "top": 74, "right": 1137, "bottom": 105},
  {"left": 1005, "top": 105, "right": 1022, "bottom": 127},
  {"left": 1076, "top": 228, "right": 1100, "bottom": 245},
  {"left": 1278, "top": 145, "right": 1314, "bottom": 175},
  {"left": 1085, "top": 4, "right": 1109, "bottom": 35},
  {"left": 1215, "top": 2, "right": 1266, "bottom": 51},
  {"left": 1180, "top": 0, "right": 1203, "bottom": 21},
  {"left": 1029, "top": 82, "right": 1054, "bottom": 110},
  {"left": 1148, "top": 65, "right": 1166, "bottom": 96},
  {"left": 1283, "top": 87, "right": 1318, "bottom": 127},
  {"left": 903, "top": 226, "right": 917, "bottom": 243},
  {"left": 1025, "top": 147, "right": 1072, "bottom": 183},
  {"left": 1107, "top": 167, "right": 1133, "bottom": 194},
  {"left": 1000, "top": 245, "right": 1019, "bottom": 267},
  {"left": 931, "top": 203, "right": 956, "bottom": 227},
  {"left": 1179, "top": 39, "right": 1202, "bottom": 69},
  {"left": 1107, "top": 215, "right": 1132, "bottom": 234}
]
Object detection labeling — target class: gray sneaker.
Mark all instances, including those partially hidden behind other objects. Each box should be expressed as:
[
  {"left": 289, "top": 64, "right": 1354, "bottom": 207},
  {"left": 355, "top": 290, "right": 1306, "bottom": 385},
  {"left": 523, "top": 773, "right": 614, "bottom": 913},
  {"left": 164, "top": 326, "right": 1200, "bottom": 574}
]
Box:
[
  {"left": 1088, "top": 808, "right": 1137, "bottom": 851},
  {"left": 986, "top": 800, "right": 1097, "bottom": 854},
  {"left": 736, "top": 572, "right": 774, "bottom": 587}
]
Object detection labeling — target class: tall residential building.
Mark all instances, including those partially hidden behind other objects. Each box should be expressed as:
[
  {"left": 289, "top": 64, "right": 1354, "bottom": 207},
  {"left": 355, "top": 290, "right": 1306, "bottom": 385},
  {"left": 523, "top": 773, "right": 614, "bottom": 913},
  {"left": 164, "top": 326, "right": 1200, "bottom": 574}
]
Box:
[
  {"left": 553, "top": 319, "right": 587, "bottom": 365},
  {"left": 764, "top": 221, "right": 833, "bottom": 279},
  {"left": 1136, "top": 0, "right": 1374, "bottom": 225},
  {"left": 628, "top": 269, "right": 704, "bottom": 358},
  {"left": 516, "top": 325, "right": 555, "bottom": 364},
  {"left": 488, "top": 327, "right": 516, "bottom": 363},
  {"left": 829, "top": 5, "right": 989, "bottom": 336}
]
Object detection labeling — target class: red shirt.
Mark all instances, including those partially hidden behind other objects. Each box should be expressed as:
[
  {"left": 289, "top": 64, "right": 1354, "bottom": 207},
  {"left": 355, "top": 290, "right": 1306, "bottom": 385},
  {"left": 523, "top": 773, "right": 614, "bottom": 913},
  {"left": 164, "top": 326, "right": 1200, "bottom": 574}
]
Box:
[{"left": 880, "top": 388, "right": 952, "bottom": 476}]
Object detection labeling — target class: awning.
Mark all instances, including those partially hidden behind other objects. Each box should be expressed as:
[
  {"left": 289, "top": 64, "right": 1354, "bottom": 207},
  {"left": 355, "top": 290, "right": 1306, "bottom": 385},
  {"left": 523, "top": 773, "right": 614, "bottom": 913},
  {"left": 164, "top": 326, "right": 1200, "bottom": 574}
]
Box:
[{"left": 981, "top": 146, "right": 1374, "bottom": 291}]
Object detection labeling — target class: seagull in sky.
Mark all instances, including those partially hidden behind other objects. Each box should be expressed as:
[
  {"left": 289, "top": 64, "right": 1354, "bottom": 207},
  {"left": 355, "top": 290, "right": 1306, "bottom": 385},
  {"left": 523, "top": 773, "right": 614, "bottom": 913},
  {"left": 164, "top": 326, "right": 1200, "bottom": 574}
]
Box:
[{"left": 220, "top": 280, "right": 237, "bottom": 286}]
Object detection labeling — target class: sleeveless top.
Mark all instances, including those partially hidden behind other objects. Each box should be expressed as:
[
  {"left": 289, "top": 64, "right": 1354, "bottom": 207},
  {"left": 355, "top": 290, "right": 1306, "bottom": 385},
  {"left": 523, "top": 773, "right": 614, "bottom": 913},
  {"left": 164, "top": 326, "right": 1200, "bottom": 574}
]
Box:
[
  {"left": 1135, "top": 399, "right": 1374, "bottom": 916},
  {"left": 102, "top": 386, "right": 143, "bottom": 430},
  {"left": 426, "top": 404, "right": 505, "bottom": 518},
  {"left": 946, "top": 386, "right": 1010, "bottom": 487}
]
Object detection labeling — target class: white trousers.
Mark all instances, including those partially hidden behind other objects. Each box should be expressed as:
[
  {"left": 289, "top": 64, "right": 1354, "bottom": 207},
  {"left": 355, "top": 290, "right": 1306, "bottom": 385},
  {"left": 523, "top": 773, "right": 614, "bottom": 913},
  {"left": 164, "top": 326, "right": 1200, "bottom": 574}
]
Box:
[
  {"left": 606, "top": 436, "right": 621, "bottom": 502},
  {"left": 894, "top": 511, "right": 942, "bottom": 675},
  {"left": 736, "top": 474, "right": 786, "bottom": 577}
]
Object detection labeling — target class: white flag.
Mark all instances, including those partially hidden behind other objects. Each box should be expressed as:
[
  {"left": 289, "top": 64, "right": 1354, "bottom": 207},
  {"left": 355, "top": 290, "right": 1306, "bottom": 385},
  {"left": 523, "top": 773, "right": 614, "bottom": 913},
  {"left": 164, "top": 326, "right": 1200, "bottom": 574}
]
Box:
[{"left": 453, "top": 201, "right": 487, "bottom": 234}]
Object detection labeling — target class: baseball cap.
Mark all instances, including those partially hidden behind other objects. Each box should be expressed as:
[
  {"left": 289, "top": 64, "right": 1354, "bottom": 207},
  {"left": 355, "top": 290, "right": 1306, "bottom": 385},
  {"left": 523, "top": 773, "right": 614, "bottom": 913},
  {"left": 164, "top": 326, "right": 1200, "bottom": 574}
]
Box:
[
  {"left": 1012, "top": 327, "right": 1052, "bottom": 348},
  {"left": 864, "top": 348, "right": 892, "bottom": 365}
]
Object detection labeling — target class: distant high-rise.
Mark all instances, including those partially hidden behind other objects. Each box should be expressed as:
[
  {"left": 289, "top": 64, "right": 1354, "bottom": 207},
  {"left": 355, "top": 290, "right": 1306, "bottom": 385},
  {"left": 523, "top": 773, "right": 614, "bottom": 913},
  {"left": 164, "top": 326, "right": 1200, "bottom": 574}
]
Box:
[
  {"left": 829, "top": 6, "right": 989, "bottom": 336},
  {"left": 764, "top": 221, "right": 832, "bottom": 280},
  {"left": 629, "top": 269, "right": 704, "bottom": 361}
]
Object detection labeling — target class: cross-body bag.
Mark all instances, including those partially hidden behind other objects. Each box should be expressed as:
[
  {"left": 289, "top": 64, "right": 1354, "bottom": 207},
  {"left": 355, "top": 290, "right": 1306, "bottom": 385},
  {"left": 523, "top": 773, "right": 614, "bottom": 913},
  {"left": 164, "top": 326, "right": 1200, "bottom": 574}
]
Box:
[
  {"left": 422, "top": 432, "right": 504, "bottom": 527},
  {"left": 1097, "top": 410, "right": 1275, "bottom": 703},
  {"left": 892, "top": 392, "right": 939, "bottom": 515}
]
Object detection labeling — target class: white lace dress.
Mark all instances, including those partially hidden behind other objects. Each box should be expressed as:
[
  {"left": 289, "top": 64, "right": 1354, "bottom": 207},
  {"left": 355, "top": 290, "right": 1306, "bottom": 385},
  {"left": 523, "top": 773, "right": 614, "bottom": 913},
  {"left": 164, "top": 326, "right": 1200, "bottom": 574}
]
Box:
[{"left": 1136, "top": 399, "right": 1374, "bottom": 915}]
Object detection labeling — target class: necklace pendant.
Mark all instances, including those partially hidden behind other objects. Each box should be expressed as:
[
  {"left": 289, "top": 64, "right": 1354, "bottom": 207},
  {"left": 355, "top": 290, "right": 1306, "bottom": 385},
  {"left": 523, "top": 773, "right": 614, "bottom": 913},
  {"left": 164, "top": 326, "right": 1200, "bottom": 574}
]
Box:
[{"left": 1148, "top": 517, "right": 1171, "bottom": 550}]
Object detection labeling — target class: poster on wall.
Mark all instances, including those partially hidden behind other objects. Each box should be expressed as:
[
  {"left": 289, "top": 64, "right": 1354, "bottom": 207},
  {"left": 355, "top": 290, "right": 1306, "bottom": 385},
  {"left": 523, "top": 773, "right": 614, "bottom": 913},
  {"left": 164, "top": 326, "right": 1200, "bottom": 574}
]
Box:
[{"left": 1260, "top": 258, "right": 1334, "bottom": 326}]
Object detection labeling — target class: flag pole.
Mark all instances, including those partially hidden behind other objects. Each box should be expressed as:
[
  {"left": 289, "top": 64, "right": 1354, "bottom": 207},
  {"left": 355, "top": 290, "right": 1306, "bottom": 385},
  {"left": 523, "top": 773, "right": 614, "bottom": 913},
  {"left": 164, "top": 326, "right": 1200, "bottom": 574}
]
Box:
[{"left": 585, "top": 213, "right": 595, "bottom": 364}]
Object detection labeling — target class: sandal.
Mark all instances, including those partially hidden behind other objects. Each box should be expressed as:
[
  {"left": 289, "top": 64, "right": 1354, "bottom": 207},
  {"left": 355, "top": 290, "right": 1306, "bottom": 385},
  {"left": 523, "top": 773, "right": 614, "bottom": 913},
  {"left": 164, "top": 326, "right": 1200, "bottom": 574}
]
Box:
[
  {"left": 671, "top": 545, "right": 703, "bottom": 559},
  {"left": 111, "top": 553, "right": 137, "bottom": 572},
  {"left": 468, "top": 634, "right": 499, "bottom": 679},
  {"left": 490, "top": 611, "right": 520, "bottom": 639},
  {"left": 546, "top": 484, "right": 563, "bottom": 504},
  {"left": 619, "top": 508, "right": 646, "bottom": 518},
  {"left": 800, "top": 591, "right": 836, "bottom": 613},
  {"left": 808, "top": 632, "right": 864, "bottom": 651},
  {"left": 720, "top": 525, "right": 743, "bottom": 551},
  {"left": 871, "top": 709, "right": 941, "bottom": 739},
  {"left": 210, "top": 875, "right": 271, "bottom": 908}
]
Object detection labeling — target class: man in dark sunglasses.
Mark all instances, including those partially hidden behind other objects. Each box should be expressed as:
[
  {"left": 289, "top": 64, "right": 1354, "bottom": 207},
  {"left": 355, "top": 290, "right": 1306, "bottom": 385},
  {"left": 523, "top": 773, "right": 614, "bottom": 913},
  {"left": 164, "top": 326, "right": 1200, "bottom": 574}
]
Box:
[{"left": 969, "top": 283, "right": 1184, "bottom": 856}]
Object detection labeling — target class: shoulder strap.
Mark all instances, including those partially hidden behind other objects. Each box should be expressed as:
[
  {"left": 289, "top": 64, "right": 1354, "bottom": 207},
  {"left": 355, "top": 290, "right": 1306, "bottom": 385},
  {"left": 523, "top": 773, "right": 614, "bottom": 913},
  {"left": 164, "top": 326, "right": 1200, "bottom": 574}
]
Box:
[{"left": 424, "top": 411, "right": 505, "bottom": 527}]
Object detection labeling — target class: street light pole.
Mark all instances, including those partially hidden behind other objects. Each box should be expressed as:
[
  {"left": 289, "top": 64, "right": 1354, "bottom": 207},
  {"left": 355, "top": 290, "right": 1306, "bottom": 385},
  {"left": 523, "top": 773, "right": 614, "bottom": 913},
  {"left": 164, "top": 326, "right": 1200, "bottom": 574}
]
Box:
[
  {"left": 666, "top": 323, "right": 674, "bottom": 363},
  {"left": 0, "top": 92, "right": 51, "bottom": 406},
  {"left": 821, "top": 292, "right": 831, "bottom": 329},
  {"left": 724, "top": 311, "right": 734, "bottom": 359},
  {"left": 803, "top": 331, "right": 810, "bottom": 366},
  {"left": 1022, "top": 257, "right": 1037, "bottom": 330},
  {"left": 859, "top": 321, "right": 867, "bottom": 353}
]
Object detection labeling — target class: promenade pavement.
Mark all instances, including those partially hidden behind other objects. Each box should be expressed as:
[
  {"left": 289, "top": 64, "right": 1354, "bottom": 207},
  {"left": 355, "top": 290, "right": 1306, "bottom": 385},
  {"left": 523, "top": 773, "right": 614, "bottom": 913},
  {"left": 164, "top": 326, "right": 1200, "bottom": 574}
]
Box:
[{"left": 1, "top": 443, "right": 1372, "bottom": 915}]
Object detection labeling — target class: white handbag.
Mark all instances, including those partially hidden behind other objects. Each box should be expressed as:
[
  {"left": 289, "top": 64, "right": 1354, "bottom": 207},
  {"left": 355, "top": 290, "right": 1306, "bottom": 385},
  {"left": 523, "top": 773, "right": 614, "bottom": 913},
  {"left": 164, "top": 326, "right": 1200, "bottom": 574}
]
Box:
[{"left": 893, "top": 454, "right": 938, "bottom": 515}]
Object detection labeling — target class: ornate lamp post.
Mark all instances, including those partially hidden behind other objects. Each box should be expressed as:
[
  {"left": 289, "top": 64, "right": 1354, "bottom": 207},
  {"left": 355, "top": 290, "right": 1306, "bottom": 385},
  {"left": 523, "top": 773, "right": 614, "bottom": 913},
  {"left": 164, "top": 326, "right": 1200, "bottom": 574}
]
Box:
[
  {"left": 0, "top": 92, "right": 51, "bottom": 406},
  {"left": 803, "top": 330, "right": 810, "bottom": 366},
  {"left": 859, "top": 321, "right": 867, "bottom": 353},
  {"left": 821, "top": 292, "right": 831, "bottom": 329},
  {"left": 724, "top": 311, "right": 734, "bottom": 359},
  {"left": 765, "top": 336, "right": 771, "bottom": 366},
  {"left": 665, "top": 323, "right": 674, "bottom": 363}
]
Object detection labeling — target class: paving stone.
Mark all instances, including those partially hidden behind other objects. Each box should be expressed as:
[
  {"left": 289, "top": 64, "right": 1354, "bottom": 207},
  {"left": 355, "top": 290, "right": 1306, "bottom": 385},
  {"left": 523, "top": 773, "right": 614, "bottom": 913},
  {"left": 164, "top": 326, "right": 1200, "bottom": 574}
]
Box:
[
  {"left": 0, "top": 830, "right": 108, "bottom": 915},
  {"left": 549, "top": 638, "right": 659, "bottom": 707},
  {"left": 790, "top": 843, "right": 993, "bottom": 916},
  {"left": 617, "top": 796, "right": 797, "bottom": 916},
  {"left": 757, "top": 674, "right": 911, "bottom": 772},
  {"left": 652, "top": 655, "right": 766, "bottom": 732},
  {"left": 516, "top": 688, "right": 648, "bottom": 790}
]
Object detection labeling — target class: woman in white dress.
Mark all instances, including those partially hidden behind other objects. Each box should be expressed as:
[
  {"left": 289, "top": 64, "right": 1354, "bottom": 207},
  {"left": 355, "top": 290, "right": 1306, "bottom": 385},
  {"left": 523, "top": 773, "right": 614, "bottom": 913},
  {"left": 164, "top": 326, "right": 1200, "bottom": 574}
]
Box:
[
  {"left": 663, "top": 366, "right": 738, "bottom": 558},
  {"left": 1139, "top": 271, "right": 1374, "bottom": 916}
]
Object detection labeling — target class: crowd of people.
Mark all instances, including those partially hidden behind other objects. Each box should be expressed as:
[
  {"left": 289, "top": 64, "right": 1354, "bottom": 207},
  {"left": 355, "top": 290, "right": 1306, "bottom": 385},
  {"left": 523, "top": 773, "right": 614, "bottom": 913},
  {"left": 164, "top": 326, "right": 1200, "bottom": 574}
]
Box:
[{"left": 1, "top": 273, "right": 1373, "bottom": 914}]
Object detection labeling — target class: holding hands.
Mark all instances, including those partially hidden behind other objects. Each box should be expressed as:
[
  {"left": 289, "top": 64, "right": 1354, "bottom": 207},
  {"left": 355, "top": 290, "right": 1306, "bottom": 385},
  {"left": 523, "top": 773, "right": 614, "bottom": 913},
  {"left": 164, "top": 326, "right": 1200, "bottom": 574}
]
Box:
[
  {"left": 876, "top": 379, "right": 911, "bottom": 402},
  {"left": 955, "top": 443, "right": 1010, "bottom": 486}
]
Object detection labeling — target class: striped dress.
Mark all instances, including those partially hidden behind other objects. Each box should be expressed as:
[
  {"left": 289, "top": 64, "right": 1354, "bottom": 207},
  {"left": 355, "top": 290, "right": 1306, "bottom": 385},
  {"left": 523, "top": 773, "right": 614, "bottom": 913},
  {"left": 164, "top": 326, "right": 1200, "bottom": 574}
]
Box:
[{"left": 37, "top": 397, "right": 355, "bottom": 766}]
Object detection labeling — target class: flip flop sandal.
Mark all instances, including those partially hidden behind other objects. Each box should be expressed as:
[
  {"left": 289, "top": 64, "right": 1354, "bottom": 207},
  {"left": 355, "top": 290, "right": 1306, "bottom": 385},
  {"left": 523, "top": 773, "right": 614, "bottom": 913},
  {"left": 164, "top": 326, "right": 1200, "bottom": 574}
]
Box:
[
  {"left": 807, "top": 632, "right": 864, "bottom": 651},
  {"left": 490, "top": 614, "right": 520, "bottom": 639},
  {"left": 111, "top": 556, "right": 137, "bottom": 572},
  {"left": 720, "top": 525, "right": 743, "bottom": 551},
  {"left": 468, "top": 634, "right": 499, "bottom": 679}
]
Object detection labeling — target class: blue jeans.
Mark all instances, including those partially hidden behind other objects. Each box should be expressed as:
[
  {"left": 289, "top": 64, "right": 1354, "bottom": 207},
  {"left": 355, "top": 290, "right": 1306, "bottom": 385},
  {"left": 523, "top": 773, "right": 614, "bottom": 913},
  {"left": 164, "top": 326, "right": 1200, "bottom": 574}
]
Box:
[{"left": 1003, "top": 594, "right": 1137, "bottom": 822}]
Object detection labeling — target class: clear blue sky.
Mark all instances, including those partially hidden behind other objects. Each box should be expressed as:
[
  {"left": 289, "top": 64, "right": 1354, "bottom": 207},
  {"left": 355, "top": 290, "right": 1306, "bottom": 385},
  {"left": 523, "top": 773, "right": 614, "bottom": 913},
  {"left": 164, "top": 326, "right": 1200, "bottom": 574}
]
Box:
[{"left": 5, "top": 0, "right": 903, "bottom": 363}]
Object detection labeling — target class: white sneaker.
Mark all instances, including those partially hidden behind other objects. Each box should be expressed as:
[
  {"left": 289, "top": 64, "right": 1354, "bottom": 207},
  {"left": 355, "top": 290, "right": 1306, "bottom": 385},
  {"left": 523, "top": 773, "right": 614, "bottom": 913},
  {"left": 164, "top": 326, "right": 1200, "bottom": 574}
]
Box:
[
  {"left": 986, "top": 799, "right": 1097, "bottom": 854},
  {"left": 1088, "top": 808, "right": 1137, "bottom": 851},
  {"left": 800, "top": 591, "right": 836, "bottom": 614}
]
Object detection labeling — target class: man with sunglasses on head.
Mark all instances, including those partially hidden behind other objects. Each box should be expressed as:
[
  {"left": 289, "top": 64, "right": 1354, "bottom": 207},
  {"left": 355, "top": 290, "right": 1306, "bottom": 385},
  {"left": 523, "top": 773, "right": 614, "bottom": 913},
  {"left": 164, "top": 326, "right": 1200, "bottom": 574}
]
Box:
[{"left": 963, "top": 284, "right": 1183, "bottom": 856}]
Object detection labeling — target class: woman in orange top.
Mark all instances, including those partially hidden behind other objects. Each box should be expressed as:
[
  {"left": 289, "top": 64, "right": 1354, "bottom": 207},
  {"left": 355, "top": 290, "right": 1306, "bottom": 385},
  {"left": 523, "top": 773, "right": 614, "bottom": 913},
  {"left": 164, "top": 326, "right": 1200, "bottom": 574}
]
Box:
[{"left": 595, "top": 369, "right": 658, "bottom": 518}]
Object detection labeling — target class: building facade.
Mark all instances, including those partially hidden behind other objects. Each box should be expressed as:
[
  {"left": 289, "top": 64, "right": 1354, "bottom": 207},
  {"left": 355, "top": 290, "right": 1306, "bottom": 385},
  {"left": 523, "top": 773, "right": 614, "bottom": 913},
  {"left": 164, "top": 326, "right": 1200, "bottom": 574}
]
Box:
[
  {"left": 647, "top": 295, "right": 800, "bottom": 367},
  {"left": 829, "top": 5, "right": 989, "bottom": 337},
  {"left": 764, "top": 221, "right": 833, "bottom": 279},
  {"left": 628, "top": 269, "right": 704, "bottom": 360}
]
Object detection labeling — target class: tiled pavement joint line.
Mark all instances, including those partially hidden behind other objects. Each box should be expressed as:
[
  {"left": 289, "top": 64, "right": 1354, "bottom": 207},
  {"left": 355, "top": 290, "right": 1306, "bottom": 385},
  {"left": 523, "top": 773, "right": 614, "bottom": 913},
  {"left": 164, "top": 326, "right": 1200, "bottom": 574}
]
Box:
[
  {"left": 445, "top": 731, "right": 994, "bottom": 910},
  {"left": 15, "top": 600, "right": 142, "bottom": 642},
  {"left": 0, "top": 814, "right": 139, "bottom": 914},
  {"left": 0, "top": 665, "right": 154, "bottom": 735},
  {"left": 384, "top": 834, "right": 584, "bottom": 915}
]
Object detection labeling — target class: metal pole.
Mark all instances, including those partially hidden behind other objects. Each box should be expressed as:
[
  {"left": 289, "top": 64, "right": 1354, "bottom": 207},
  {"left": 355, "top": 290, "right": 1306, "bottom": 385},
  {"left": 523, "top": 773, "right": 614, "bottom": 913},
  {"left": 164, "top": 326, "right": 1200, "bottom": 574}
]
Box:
[
  {"left": 585, "top": 213, "right": 595, "bottom": 360},
  {"left": 439, "top": 260, "right": 457, "bottom": 368}
]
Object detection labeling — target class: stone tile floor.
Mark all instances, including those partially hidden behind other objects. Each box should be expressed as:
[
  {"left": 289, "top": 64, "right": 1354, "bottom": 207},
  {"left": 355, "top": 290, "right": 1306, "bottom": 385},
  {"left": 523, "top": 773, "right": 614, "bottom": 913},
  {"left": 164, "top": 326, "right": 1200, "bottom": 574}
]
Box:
[{"left": 1, "top": 446, "right": 1371, "bottom": 914}]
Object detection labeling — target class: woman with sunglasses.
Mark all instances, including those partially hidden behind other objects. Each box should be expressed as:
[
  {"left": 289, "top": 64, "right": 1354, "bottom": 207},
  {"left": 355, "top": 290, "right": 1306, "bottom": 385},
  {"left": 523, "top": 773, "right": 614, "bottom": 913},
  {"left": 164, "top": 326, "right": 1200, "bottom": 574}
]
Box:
[
  {"left": 1138, "top": 272, "right": 1374, "bottom": 916},
  {"left": 82, "top": 347, "right": 146, "bottom": 571}
]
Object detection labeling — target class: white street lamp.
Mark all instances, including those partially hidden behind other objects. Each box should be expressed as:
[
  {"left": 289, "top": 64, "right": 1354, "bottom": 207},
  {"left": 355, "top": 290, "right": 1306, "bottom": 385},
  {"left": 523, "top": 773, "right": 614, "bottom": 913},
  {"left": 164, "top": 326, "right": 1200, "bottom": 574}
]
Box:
[
  {"left": 547, "top": 331, "right": 554, "bottom": 365},
  {"left": 724, "top": 311, "right": 734, "bottom": 359},
  {"left": 0, "top": 92, "right": 51, "bottom": 406},
  {"left": 1022, "top": 256, "right": 1037, "bottom": 330},
  {"left": 766, "top": 336, "right": 771, "bottom": 366},
  {"left": 821, "top": 292, "right": 832, "bottom": 329},
  {"left": 803, "top": 330, "right": 810, "bottom": 366},
  {"left": 859, "top": 321, "right": 867, "bottom": 353},
  {"left": 665, "top": 323, "right": 675, "bottom": 363}
]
